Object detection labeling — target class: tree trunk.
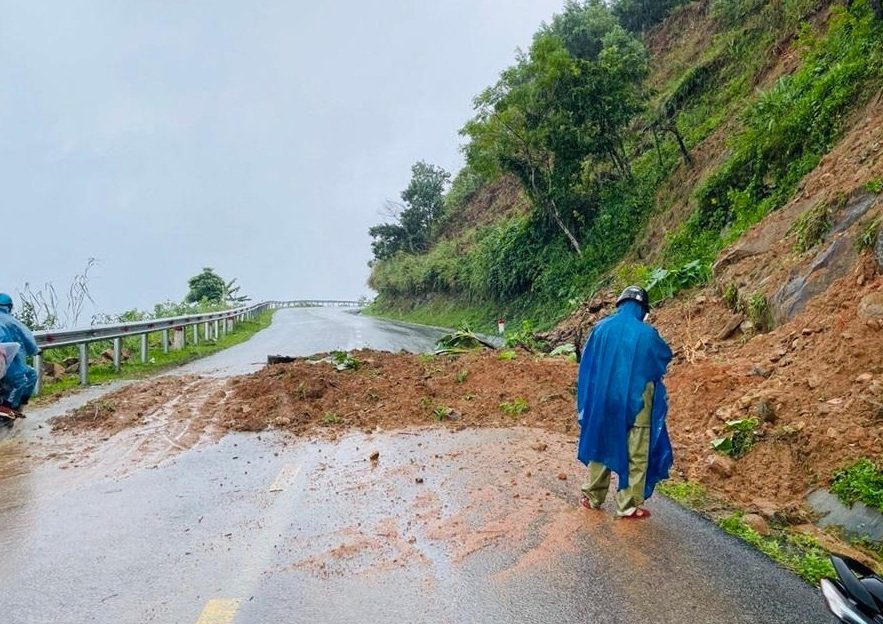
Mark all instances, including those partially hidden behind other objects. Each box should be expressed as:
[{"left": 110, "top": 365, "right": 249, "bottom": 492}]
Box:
[
  {"left": 665, "top": 120, "right": 693, "bottom": 166},
  {"left": 527, "top": 164, "right": 583, "bottom": 256}
]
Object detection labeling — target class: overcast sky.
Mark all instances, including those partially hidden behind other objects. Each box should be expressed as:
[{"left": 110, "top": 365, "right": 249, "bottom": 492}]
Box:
[{"left": 1, "top": 0, "right": 564, "bottom": 323}]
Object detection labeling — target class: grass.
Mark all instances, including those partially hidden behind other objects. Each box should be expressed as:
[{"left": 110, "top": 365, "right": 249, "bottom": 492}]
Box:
[
  {"left": 33, "top": 310, "right": 275, "bottom": 403},
  {"left": 659, "top": 479, "right": 837, "bottom": 584},
  {"left": 718, "top": 512, "right": 835, "bottom": 584},
  {"left": 831, "top": 457, "right": 883, "bottom": 512},
  {"left": 657, "top": 479, "right": 711, "bottom": 508}
]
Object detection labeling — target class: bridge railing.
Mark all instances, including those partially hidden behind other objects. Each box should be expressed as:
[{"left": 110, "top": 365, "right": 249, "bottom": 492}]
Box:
[{"left": 30, "top": 299, "right": 362, "bottom": 394}]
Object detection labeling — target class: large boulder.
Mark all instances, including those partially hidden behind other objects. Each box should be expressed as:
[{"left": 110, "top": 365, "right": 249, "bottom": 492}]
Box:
[
  {"left": 41, "top": 360, "right": 66, "bottom": 381},
  {"left": 859, "top": 292, "right": 883, "bottom": 320}
]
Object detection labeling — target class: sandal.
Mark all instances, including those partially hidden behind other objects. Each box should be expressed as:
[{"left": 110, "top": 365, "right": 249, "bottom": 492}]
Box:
[
  {"left": 618, "top": 507, "right": 651, "bottom": 519},
  {"left": 579, "top": 496, "right": 603, "bottom": 510}
]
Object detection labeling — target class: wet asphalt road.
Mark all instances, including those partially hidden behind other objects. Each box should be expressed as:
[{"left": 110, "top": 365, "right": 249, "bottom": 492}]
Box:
[{"left": 0, "top": 308, "right": 835, "bottom": 623}]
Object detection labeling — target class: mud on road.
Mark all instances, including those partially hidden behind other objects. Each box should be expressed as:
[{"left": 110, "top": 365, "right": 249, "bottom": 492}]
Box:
[{"left": 50, "top": 349, "right": 576, "bottom": 442}]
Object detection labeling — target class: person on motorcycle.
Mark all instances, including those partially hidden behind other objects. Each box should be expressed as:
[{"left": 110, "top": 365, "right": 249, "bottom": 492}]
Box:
[
  {"left": 575, "top": 286, "right": 673, "bottom": 519},
  {"left": 0, "top": 293, "right": 39, "bottom": 419}
]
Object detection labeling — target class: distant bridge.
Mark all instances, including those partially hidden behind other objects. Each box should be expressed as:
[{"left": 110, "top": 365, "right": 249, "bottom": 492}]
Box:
[{"left": 274, "top": 300, "right": 363, "bottom": 308}]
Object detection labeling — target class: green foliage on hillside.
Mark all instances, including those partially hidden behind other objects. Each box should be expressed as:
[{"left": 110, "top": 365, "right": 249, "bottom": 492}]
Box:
[
  {"left": 665, "top": 1, "right": 883, "bottom": 265},
  {"left": 367, "top": 0, "right": 883, "bottom": 329}
]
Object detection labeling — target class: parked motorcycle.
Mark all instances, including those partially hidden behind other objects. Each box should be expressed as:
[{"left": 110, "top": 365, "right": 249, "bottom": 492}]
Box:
[{"left": 821, "top": 554, "right": 883, "bottom": 623}]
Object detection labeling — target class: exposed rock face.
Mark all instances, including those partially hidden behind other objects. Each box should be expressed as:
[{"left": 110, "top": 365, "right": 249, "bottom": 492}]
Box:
[{"left": 771, "top": 237, "right": 858, "bottom": 324}]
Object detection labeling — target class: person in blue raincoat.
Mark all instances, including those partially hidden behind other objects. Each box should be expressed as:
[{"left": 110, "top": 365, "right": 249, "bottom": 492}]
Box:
[
  {"left": 576, "top": 286, "right": 673, "bottom": 519},
  {"left": 0, "top": 293, "right": 39, "bottom": 419}
]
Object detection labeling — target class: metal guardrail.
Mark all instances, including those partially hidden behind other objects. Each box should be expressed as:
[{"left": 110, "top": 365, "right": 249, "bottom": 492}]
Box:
[{"left": 31, "top": 299, "right": 362, "bottom": 394}]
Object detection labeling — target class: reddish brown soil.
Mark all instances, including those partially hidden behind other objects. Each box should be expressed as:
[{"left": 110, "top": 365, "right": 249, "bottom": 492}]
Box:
[{"left": 50, "top": 350, "right": 578, "bottom": 442}]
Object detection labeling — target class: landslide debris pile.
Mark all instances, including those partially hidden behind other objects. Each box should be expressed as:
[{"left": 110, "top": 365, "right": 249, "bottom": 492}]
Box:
[{"left": 51, "top": 349, "right": 577, "bottom": 440}]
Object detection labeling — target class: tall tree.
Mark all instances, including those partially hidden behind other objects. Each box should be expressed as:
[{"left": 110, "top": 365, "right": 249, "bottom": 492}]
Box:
[
  {"left": 185, "top": 268, "right": 227, "bottom": 304},
  {"left": 462, "top": 4, "right": 649, "bottom": 256},
  {"left": 369, "top": 161, "right": 451, "bottom": 261}
]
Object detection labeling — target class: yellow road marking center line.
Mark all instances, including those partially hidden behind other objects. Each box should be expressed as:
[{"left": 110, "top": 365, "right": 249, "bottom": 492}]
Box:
[{"left": 196, "top": 598, "right": 240, "bottom": 624}]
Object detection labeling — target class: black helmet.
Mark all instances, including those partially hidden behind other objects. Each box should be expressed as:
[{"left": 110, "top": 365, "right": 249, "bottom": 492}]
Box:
[{"left": 616, "top": 285, "right": 649, "bottom": 315}]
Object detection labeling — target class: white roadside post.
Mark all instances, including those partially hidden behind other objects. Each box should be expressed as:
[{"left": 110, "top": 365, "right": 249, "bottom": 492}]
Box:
[
  {"left": 33, "top": 351, "right": 43, "bottom": 395},
  {"left": 113, "top": 337, "right": 122, "bottom": 372},
  {"left": 79, "top": 343, "right": 89, "bottom": 385}
]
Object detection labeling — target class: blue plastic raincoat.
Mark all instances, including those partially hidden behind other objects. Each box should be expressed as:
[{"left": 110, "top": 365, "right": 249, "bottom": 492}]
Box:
[
  {"left": 576, "top": 300, "right": 673, "bottom": 498},
  {"left": 0, "top": 309, "right": 39, "bottom": 407}
]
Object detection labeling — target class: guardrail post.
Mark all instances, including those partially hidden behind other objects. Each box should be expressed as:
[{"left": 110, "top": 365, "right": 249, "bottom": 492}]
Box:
[
  {"left": 174, "top": 327, "right": 185, "bottom": 350},
  {"left": 192, "top": 324, "right": 199, "bottom": 345},
  {"left": 113, "top": 337, "right": 122, "bottom": 372},
  {"left": 140, "top": 334, "right": 148, "bottom": 363},
  {"left": 34, "top": 351, "right": 43, "bottom": 396},
  {"left": 214, "top": 319, "right": 220, "bottom": 340},
  {"left": 162, "top": 329, "right": 169, "bottom": 354},
  {"left": 204, "top": 321, "right": 210, "bottom": 341},
  {"left": 79, "top": 343, "right": 89, "bottom": 385}
]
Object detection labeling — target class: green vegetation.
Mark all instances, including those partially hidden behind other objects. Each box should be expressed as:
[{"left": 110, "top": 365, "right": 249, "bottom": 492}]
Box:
[
  {"left": 718, "top": 511, "right": 835, "bottom": 584},
  {"left": 657, "top": 479, "right": 711, "bottom": 508},
  {"left": 746, "top": 292, "right": 773, "bottom": 333},
  {"left": 790, "top": 200, "right": 834, "bottom": 254},
  {"left": 858, "top": 215, "right": 883, "bottom": 250},
  {"left": 435, "top": 328, "right": 486, "bottom": 353},
  {"left": 645, "top": 260, "right": 711, "bottom": 303},
  {"left": 322, "top": 411, "right": 341, "bottom": 425},
  {"left": 330, "top": 350, "right": 359, "bottom": 371},
  {"left": 661, "top": 480, "right": 837, "bottom": 584},
  {"left": 432, "top": 405, "right": 453, "bottom": 421},
  {"left": 499, "top": 397, "right": 530, "bottom": 415},
  {"left": 368, "top": 162, "right": 451, "bottom": 260},
  {"left": 831, "top": 457, "right": 883, "bottom": 511},
  {"left": 712, "top": 417, "right": 759, "bottom": 458},
  {"left": 504, "top": 321, "right": 547, "bottom": 350},
  {"left": 185, "top": 267, "right": 248, "bottom": 305},
  {"left": 866, "top": 177, "right": 883, "bottom": 194}
]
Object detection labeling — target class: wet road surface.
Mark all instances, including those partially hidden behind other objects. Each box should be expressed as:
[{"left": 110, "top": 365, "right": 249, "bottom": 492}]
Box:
[
  {"left": 175, "top": 307, "right": 450, "bottom": 377},
  {"left": 0, "top": 308, "right": 834, "bottom": 623}
]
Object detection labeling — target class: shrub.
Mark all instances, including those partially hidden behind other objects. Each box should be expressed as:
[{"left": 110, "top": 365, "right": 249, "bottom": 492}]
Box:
[
  {"left": 789, "top": 200, "right": 832, "bottom": 253},
  {"left": 831, "top": 458, "right": 883, "bottom": 511},
  {"left": 712, "top": 417, "right": 759, "bottom": 458}
]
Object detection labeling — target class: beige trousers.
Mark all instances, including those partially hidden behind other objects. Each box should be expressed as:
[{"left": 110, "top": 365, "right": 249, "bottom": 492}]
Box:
[{"left": 581, "top": 382, "right": 653, "bottom": 514}]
